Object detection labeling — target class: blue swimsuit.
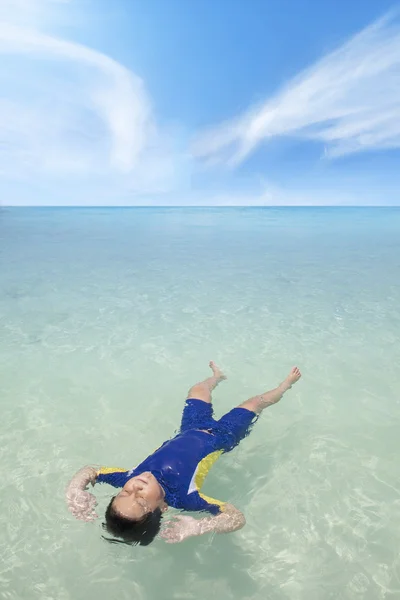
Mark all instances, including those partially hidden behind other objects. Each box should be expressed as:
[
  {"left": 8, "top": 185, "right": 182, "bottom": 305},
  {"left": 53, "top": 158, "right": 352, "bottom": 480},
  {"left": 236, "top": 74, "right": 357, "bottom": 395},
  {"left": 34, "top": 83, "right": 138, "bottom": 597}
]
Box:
[{"left": 96, "top": 399, "right": 257, "bottom": 515}]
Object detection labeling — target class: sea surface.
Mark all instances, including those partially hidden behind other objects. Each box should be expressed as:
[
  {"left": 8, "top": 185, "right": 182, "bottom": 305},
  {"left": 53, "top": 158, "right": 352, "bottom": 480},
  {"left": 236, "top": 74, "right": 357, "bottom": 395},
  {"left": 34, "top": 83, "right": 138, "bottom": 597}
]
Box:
[{"left": 0, "top": 207, "right": 399, "bottom": 600}]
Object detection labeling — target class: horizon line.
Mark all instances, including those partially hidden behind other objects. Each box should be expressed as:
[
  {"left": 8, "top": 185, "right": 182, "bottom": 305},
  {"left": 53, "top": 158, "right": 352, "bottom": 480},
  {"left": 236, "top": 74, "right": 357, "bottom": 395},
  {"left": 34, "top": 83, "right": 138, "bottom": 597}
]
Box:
[{"left": 1, "top": 205, "right": 399, "bottom": 209}]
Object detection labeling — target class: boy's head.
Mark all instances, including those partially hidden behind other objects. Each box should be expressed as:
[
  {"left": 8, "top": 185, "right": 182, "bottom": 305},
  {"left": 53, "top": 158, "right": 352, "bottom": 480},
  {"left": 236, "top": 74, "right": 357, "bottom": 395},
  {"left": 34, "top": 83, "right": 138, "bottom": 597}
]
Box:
[{"left": 103, "top": 472, "right": 168, "bottom": 546}]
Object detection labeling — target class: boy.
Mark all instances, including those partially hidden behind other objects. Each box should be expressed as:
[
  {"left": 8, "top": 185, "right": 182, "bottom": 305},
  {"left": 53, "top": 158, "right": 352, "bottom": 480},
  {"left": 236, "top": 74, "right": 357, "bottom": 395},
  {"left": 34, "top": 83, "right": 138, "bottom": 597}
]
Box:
[{"left": 66, "top": 362, "right": 301, "bottom": 545}]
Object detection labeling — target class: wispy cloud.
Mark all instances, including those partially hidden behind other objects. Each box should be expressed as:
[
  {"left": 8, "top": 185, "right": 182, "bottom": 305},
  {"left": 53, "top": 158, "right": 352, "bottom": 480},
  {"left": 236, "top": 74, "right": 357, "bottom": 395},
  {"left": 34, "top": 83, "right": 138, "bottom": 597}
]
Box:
[
  {"left": 193, "top": 11, "right": 400, "bottom": 166},
  {"left": 0, "top": 23, "right": 150, "bottom": 172},
  {"left": 0, "top": 0, "right": 184, "bottom": 193}
]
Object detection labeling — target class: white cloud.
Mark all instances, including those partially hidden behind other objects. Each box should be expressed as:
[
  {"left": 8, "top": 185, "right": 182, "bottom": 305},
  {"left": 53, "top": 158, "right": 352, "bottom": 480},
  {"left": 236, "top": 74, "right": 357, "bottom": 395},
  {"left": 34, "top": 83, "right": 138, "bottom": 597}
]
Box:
[
  {"left": 0, "top": 0, "right": 186, "bottom": 194},
  {"left": 0, "top": 24, "right": 149, "bottom": 174},
  {"left": 193, "top": 11, "right": 400, "bottom": 165}
]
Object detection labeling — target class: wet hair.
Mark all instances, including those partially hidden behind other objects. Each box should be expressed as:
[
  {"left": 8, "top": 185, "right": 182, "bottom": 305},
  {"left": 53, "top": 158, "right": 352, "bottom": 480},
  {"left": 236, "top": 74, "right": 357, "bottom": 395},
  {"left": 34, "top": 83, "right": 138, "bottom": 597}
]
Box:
[{"left": 102, "top": 497, "right": 162, "bottom": 546}]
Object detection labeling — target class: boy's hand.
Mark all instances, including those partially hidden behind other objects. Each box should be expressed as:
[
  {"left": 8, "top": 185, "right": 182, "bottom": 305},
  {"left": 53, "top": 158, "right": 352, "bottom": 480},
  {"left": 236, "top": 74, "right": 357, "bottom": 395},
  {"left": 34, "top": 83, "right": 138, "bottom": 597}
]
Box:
[
  {"left": 161, "top": 515, "right": 200, "bottom": 543},
  {"left": 66, "top": 466, "right": 98, "bottom": 522},
  {"left": 66, "top": 489, "right": 98, "bottom": 522}
]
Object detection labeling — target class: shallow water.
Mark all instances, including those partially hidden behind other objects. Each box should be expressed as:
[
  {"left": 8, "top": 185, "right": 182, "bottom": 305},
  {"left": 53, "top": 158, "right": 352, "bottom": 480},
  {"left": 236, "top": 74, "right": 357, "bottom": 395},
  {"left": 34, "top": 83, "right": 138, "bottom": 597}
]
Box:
[{"left": 0, "top": 207, "right": 399, "bottom": 600}]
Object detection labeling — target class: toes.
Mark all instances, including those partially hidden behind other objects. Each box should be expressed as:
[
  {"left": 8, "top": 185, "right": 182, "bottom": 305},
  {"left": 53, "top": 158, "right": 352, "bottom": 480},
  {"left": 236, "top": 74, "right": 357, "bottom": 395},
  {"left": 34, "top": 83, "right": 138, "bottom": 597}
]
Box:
[{"left": 289, "top": 366, "right": 301, "bottom": 380}]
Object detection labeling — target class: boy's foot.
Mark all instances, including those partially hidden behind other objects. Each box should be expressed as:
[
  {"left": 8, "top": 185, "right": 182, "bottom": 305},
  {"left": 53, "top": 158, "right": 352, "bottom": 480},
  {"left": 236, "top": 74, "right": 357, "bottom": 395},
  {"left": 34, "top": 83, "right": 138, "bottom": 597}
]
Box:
[
  {"left": 209, "top": 360, "right": 227, "bottom": 381},
  {"left": 282, "top": 366, "right": 301, "bottom": 391}
]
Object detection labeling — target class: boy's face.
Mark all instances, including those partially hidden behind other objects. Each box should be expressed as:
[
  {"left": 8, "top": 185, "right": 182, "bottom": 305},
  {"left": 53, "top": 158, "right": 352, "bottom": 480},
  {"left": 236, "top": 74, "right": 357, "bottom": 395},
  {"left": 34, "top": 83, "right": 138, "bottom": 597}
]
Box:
[{"left": 111, "top": 472, "right": 167, "bottom": 521}]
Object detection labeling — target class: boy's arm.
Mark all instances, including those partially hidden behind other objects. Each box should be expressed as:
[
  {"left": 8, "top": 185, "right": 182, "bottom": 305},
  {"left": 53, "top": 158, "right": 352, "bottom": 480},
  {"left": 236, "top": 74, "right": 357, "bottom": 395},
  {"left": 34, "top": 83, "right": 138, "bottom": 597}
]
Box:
[
  {"left": 161, "top": 503, "right": 245, "bottom": 543},
  {"left": 65, "top": 466, "right": 98, "bottom": 522}
]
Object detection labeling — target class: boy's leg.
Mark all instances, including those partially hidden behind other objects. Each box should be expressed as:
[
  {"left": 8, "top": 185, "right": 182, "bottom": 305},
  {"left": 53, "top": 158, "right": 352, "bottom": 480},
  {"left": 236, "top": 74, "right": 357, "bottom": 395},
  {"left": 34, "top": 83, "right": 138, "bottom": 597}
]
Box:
[
  {"left": 180, "top": 362, "right": 227, "bottom": 433},
  {"left": 239, "top": 367, "right": 301, "bottom": 415},
  {"left": 186, "top": 361, "right": 226, "bottom": 405},
  {"left": 214, "top": 367, "right": 302, "bottom": 451}
]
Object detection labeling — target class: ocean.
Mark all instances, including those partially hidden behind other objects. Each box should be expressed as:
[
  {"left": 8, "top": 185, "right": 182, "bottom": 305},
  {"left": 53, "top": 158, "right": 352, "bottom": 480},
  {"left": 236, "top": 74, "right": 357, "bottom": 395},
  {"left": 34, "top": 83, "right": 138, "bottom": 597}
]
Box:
[{"left": 1, "top": 207, "right": 399, "bottom": 600}]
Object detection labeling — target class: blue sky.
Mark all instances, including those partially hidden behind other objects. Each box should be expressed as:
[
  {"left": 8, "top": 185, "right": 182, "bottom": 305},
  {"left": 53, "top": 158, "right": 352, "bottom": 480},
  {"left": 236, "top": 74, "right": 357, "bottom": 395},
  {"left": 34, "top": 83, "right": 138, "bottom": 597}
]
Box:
[{"left": 0, "top": 0, "right": 399, "bottom": 205}]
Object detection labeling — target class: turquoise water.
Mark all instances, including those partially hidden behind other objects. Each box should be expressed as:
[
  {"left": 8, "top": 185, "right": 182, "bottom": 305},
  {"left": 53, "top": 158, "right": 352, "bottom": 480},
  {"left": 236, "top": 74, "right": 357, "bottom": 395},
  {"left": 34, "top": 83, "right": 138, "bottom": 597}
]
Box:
[{"left": 1, "top": 207, "right": 399, "bottom": 600}]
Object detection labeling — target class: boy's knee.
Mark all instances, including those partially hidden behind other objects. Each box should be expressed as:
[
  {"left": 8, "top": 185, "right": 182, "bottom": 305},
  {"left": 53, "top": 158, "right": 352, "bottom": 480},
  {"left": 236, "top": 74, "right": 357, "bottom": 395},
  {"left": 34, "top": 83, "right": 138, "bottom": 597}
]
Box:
[
  {"left": 239, "top": 397, "right": 262, "bottom": 414},
  {"left": 187, "top": 383, "right": 210, "bottom": 402}
]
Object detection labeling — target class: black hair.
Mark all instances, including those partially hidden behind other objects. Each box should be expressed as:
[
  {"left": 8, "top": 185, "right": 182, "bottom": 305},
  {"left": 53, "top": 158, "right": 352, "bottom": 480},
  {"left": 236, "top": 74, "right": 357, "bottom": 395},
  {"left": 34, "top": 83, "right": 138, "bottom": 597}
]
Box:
[{"left": 102, "top": 497, "right": 162, "bottom": 546}]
